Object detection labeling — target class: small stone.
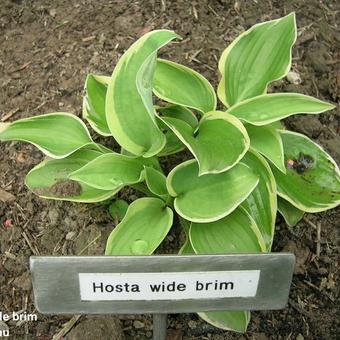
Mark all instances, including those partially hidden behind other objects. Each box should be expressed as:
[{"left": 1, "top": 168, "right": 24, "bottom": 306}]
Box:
[
  {"left": 296, "top": 334, "right": 304, "bottom": 340},
  {"left": 49, "top": 9, "right": 56, "bottom": 17},
  {"left": 133, "top": 320, "right": 145, "bottom": 329},
  {"left": 66, "top": 231, "right": 76, "bottom": 241},
  {"left": 16, "top": 152, "right": 26, "bottom": 163},
  {"left": 188, "top": 320, "right": 197, "bottom": 329},
  {"left": 48, "top": 208, "right": 59, "bottom": 226},
  {"left": 287, "top": 71, "right": 302, "bottom": 85}
]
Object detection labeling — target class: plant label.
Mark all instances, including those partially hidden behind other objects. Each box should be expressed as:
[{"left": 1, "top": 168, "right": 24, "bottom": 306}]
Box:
[
  {"left": 30, "top": 253, "right": 294, "bottom": 314},
  {"left": 79, "top": 270, "right": 260, "bottom": 301}
]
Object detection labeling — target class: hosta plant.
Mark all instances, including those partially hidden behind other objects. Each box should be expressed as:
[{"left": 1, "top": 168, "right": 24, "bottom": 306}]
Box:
[{"left": 1, "top": 13, "right": 339, "bottom": 332}]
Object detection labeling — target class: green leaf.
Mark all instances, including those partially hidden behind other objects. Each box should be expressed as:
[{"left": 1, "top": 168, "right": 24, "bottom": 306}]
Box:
[
  {"left": 25, "top": 149, "right": 117, "bottom": 202},
  {"left": 277, "top": 197, "right": 304, "bottom": 227},
  {"left": 272, "top": 130, "right": 340, "bottom": 212},
  {"left": 178, "top": 217, "right": 194, "bottom": 255},
  {"left": 190, "top": 207, "right": 264, "bottom": 333},
  {"left": 106, "top": 30, "right": 179, "bottom": 157},
  {"left": 167, "top": 160, "right": 259, "bottom": 222},
  {"left": 240, "top": 150, "right": 277, "bottom": 250},
  {"left": 105, "top": 197, "right": 173, "bottom": 255},
  {"left": 158, "top": 105, "right": 198, "bottom": 129},
  {"left": 227, "top": 93, "right": 335, "bottom": 125},
  {"left": 245, "top": 123, "right": 286, "bottom": 173},
  {"left": 160, "top": 111, "right": 249, "bottom": 175},
  {"left": 189, "top": 207, "right": 266, "bottom": 254},
  {"left": 218, "top": 13, "right": 297, "bottom": 107},
  {"left": 271, "top": 120, "right": 285, "bottom": 130},
  {"left": 157, "top": 105, "right": 198, "bottom": 156},
  {"left": 198, "top": 311, "right": 250, "bottom": 333},
  {"left": 69, "top": 153, "right": 145, "bottom": 190},
  {"left": 109, "top": 199, "right": 129, "bottom": 222},
  {"left": 144, "top": 166, "right": 168, "bottom": 199},
  {"left": 0, "top": 113, "right": 95, "bottom": 159},
  {"left": 121, "top": 148, "right": 163, "bottom": 172},
  {"left": 153, "top": 59, "right": 217, "bottom": 113},
  {"left": 83, "top": 74, "right": 111, "bottom": 136}
]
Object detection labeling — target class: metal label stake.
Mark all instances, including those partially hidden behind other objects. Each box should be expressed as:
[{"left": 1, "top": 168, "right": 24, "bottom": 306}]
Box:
[
  {"left": 153, "top": 314, "right": 167, "bottom": 340},
  {"left": 30, "top": 253, "right": 295, "bottom": 339}
]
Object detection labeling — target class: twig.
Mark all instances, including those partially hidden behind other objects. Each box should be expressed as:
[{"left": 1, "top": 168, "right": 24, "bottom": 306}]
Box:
[
  {"left": 10, "top": 62, "right": 31, "bottom": 73},
  {"left": 160, "top": 0, "right": 166, "bottom": 12},
  {"left": 192, "top": 5, "right": 198, "bottom": 20},
  {"left": 22, "top": 232, "right": 40, "bottom": 255},
  {"left": 1, "top": 108, "right": 20, "bottom": 122},
  {"left": 77, "top": 233, "right": 101, "bottom": 255},
  {"left": 316, "top": 222, "right": 321, "bottom": 257},
  {"left": 208, "top": 5, "right": 220, "bottom": 17},
  {"left": 188, "top": 48, "right": 202, "bottom": 62},
  {"left": 289, "top": 299, "right": 311, "bottom": 317},
  {"left": 303, "top": 216, "right": 317, "bottom": 230},
  {"left": 82, "top": 35, "right": 96, "bottom": 42},
  {"left": 52, "top": 315, "right": 81, "bottom": 340}
]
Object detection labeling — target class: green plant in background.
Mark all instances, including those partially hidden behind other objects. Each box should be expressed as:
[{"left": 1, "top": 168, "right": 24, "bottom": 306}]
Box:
[{"left": 1, "top": 13, "right": 339, "bottom": 332}]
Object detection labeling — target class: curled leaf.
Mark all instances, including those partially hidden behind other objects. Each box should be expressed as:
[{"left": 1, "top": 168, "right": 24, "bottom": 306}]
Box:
[
  {"left": 277, "top": 197, "right": 304, "bottom": 227},
  {"left": 154, "top": 59, "right": 216, "bottom": 113},
  {"left": 218, "top": 12, "right": 297, "bottom": 107},
  {"left": 144, "top": 166, "right": 168, "bottom": 199},
  {"left": 160, "top": 111, "right": 249, "bottom": 175},
  {"left": 241, "top": 150, "right": 277, "bottom": 250},
  {"left": 157, "top": 105, "right": 197, "bottom": 156},
  {"left": 167, "top": 160, "right": 259, "bottom": 222},
  {"left": 227, "top": 93, "right": 335, "bottom": 125},
  {"left": 83, "top": 74, "right": 111, "bottom": 136},
  {"left": 0, "top": 113, "right": 95, "bottom": 159},
  {"left": 245, "top": 123, "right": 286, "bottom": 174},
  {"left": 106, "top": 30, "right": 179, "bottom": 157}
]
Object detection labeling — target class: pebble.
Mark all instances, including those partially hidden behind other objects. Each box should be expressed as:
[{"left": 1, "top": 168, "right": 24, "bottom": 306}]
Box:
[
  {"left": 48, "top": 208, "right": 59, "bottom": 226},
  {"left": 133, "top": 320, "right": 145, "bottom": 329},
  {"left": 188, "top": 320, "right": 197, "bottom": 329},
  {"left": 287, "top": 71, "right": 302, "bottom": 85},
  {"left": 66, "top": 231, "right": 76, "bottom": 241}
]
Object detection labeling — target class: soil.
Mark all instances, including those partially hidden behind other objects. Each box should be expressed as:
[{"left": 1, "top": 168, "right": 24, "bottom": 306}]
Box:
[{"left": 0, "top": 0, "right": 339, "bottom": 339}]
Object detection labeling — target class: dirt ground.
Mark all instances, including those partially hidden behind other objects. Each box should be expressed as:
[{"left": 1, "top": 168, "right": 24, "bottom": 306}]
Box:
[{"left": 0, "top": 0, "right": 339, "bottom": 339}]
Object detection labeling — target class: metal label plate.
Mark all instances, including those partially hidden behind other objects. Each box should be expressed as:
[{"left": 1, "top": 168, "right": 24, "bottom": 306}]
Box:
[{"left": 30, "top": 253, "right": 295, "bottom": 314}]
